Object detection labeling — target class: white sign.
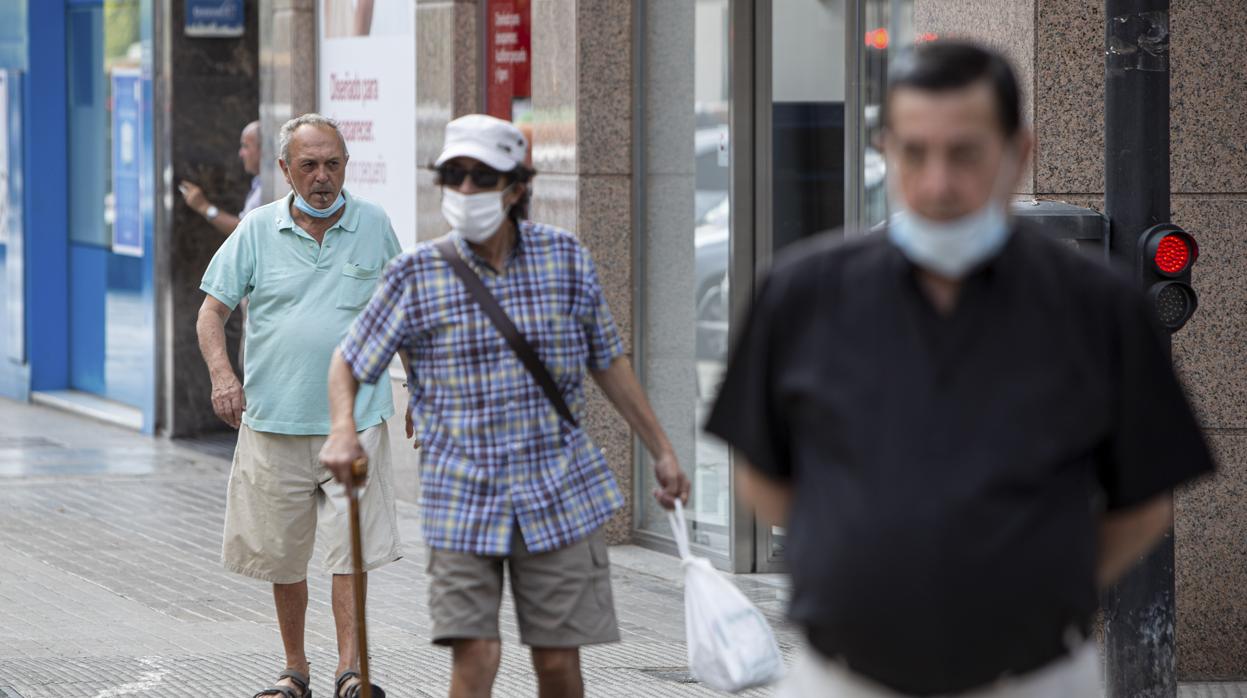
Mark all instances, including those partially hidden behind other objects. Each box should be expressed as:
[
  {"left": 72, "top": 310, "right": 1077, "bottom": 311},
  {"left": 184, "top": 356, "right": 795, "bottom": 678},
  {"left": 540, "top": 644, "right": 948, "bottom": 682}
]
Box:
[{"left": 317, "top": 0, "right": 418, "bottom": 250}]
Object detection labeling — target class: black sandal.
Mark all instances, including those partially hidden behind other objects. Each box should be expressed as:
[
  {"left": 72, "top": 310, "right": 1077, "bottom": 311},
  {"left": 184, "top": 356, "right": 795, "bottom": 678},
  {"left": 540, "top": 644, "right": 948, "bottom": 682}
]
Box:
[
  {"left": 254, "top": 669, "right": 312, "bottom": 698},
  {"left": 335, "top": 670, "right": 386, "bottom": 698}
]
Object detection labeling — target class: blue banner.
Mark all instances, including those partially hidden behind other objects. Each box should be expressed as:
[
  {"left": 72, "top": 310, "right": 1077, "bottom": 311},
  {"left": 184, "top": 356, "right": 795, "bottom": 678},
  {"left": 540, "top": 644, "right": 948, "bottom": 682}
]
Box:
[
  {"left": 111, "top": 69, "right": 142, "bottom": 257},
  {"left": 185, "top": 0, "right": 244, "bottom": 38}
]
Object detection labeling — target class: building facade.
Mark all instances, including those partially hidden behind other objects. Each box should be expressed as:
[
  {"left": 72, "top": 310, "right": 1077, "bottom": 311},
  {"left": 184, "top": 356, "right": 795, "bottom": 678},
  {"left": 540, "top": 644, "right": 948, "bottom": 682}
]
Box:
[{"left": 0, "top": 0, "right": 1244, "bottom": 679}]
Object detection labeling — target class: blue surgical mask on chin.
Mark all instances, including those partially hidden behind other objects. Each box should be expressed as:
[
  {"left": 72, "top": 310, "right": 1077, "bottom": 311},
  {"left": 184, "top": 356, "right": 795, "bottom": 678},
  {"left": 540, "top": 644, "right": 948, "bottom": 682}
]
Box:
[
  {"left": 293, "top": 191, "right": 346, "bottom": 218},
  {"left": 887, "top": 201, "right": 1010, "bottom": 280}
]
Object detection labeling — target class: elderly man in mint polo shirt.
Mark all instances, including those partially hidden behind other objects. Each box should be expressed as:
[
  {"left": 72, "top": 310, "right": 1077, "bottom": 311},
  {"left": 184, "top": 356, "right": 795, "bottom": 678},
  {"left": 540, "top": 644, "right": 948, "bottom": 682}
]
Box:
[{"left": 196, "top": 113, "right": 405, "bottom": 698}]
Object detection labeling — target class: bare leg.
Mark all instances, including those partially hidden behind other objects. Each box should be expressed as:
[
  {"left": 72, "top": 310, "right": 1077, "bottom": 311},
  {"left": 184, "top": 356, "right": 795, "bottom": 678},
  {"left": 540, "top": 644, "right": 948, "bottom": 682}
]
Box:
[
  {"left": 450, "top": 639, "right": 502, "bottom": 698},
  {"left": 531, "top": 648, "right": 583, "bottom": 698},
  {"left": 332, "top": 573, "right": 365, "bottom": 677},
  {"left": 273, "top": 581, "right": 311, "bottom": 696}
]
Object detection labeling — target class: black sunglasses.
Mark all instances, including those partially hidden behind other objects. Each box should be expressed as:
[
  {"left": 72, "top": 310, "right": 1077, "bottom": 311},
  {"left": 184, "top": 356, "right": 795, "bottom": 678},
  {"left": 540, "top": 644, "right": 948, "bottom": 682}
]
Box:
[{"left": 436, "top": 164, "right": 508, "bottom": 189}]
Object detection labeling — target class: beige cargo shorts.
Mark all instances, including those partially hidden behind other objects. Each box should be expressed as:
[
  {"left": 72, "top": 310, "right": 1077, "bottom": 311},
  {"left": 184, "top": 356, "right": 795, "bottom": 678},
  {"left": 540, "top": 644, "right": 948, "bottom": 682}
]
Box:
[{"left": 221, "top": 423, "right": 402, "bottom": 584}]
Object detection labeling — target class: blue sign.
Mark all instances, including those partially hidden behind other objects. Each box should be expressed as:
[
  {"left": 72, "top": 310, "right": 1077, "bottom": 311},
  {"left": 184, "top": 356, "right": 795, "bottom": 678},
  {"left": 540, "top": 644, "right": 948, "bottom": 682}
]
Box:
[
  {"left": 185, "top": 0, "right": 245, "bottom": 38},
  {"left": 111, "top": 69, "right": 143, "bottom": 257}
]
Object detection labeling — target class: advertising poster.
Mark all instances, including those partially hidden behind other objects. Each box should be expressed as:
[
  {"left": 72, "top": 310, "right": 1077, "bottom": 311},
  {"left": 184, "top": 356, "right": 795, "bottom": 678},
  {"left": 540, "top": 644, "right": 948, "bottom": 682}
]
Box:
[
  {"left": 317, "top": 0, "right": 417, "bottom": 250},
  {"left": 485, "top": 0, "right": 531, "bottom": 122},
  {"left": 111, "top": 68, "right": 144, "bottom": 257}
]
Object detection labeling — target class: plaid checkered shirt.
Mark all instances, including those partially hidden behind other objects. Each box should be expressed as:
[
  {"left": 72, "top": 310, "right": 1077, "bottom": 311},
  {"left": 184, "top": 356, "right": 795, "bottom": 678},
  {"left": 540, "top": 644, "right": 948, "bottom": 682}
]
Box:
[{"left": 340, "top": 221, "right": 627, "bottom": 555}]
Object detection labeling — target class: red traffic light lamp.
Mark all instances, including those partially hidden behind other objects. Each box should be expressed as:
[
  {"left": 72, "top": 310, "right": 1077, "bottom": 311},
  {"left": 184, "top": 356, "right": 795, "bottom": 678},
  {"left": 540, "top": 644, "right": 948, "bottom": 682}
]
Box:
[{"left": 1137, "top": 224, "right": 1198, "bottom": 332}]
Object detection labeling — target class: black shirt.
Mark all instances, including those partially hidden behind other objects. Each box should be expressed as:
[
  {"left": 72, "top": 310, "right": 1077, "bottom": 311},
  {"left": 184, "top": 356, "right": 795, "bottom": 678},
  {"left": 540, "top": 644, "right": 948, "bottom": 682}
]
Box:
[{"left": 704, "top": 223, "right": 1214, "bottom": 695}]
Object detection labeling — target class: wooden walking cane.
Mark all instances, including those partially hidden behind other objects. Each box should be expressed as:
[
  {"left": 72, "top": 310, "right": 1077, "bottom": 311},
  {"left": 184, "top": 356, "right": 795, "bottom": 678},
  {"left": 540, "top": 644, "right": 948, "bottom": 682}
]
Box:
[{"left": 347, "top": 456, "right": 373, "bottom": 698}]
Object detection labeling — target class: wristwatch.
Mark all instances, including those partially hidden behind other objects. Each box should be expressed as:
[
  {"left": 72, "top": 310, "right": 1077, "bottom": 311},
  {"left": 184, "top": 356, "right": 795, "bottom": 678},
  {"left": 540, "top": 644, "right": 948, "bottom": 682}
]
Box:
[{"left": 204, "top": 205, "right": 220, "bottom": 221}]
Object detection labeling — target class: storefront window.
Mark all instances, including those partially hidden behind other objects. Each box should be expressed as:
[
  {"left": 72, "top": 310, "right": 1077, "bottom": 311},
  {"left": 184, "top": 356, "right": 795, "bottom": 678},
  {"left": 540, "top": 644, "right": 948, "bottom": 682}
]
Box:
[
  {"left": 66, "top": 0, "right": 153, "bottom": 411},
  {"left": 636, "top": 0, "right": 915, "bottom": 570},
  {"left": 0, "top": 69, "right": 20, "bottom": 367},
  {"left": 636, "top": 0, "right": 733, "bottom": 561}
]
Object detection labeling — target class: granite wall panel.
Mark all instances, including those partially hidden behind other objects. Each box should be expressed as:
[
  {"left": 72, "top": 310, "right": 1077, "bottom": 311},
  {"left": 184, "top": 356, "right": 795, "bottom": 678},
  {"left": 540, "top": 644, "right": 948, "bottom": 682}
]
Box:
[
  {"left": 1176, "top": 433, "right": 1247, "bottom": 678},
  {"left": 1171, "top": 198, "right": 1247, "bottom": 432},
  {"left": 1171, "top": 2, "right": 1247, "bottom": 195},
  {"left": 259, "top": 0, "right": 315, "bottom": 203},
  {"left": 1035, "top": 0, "right": 1103, "bottom": 195},
  {"left": 527, "top": 0, "right": 639, "bottom": 542},
  {"left": 913, "top": 0, "right": 1036, "bottom": 193}
]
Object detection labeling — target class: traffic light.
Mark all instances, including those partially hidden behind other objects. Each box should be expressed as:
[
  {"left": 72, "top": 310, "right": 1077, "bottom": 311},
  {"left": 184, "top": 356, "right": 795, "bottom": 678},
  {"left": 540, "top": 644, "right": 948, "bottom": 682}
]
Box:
[{"left": 1137, "top": 224, "right": 1199, "bottom": 332}]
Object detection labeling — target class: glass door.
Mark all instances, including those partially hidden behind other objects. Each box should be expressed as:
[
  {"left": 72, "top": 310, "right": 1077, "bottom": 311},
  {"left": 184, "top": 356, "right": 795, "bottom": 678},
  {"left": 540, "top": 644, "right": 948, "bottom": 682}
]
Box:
[{"left": 748, "top": 0, "right": 914, "bottom": 571}]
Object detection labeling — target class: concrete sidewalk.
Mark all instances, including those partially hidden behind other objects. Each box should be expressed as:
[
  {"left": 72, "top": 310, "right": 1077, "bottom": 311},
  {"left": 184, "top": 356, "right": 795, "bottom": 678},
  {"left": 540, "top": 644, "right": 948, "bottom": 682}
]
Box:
[
  {"left": 1, "top": 397, "right": 1244, "bottom": 698},
  {"left": 0, "top": 399, "right": 795, "bottom": 697}
]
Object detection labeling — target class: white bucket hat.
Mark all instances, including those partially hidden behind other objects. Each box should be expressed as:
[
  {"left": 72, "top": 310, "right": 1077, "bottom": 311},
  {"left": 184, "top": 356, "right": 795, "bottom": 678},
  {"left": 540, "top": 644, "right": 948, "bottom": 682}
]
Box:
[{"left": 434, "top": 114, "right": 528, "bottom": 172}]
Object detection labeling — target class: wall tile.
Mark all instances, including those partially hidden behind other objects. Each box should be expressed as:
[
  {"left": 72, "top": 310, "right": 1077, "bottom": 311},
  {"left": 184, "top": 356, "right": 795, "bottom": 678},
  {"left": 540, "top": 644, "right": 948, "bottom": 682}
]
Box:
[
  {"left": 1171, "top": 2, "right": 1247, "bottom": 194},
  {"left": 1035, "top": 0, "right": 1104, "bottom": 195},
  {"left": 913, "top": 0, "right": 1036, "bottom": 193},
  {"left": 577, "top": 175, "right": 633, "bottom": 353},
  {"left": 1177, "top": 433, "right": 1247, "bottom": 678},
  {"left": 1171, "top": 197, "right": 1247, "bottom": 431}
]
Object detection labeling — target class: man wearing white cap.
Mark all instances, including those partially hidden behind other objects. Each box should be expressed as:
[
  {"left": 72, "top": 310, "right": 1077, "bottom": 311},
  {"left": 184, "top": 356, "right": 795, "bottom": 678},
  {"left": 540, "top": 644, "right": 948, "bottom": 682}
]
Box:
[{"left": 320, "top": 114, "right": 691, "bottom": 697}]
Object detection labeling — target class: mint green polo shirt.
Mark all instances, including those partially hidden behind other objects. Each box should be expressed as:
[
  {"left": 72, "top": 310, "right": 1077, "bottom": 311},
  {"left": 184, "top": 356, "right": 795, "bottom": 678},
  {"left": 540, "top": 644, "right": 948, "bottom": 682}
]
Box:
[{"left": 201, "top": 190, "right": 403, "bottom": 435}]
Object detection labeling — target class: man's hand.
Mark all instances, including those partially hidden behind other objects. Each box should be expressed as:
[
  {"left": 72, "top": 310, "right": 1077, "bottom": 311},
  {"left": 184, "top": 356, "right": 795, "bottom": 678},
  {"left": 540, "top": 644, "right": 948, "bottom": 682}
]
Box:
[
  {"left": 404, "top": 404, "right": 421, "bottom": 449},
  {"left": 652, "top": 451, "right": 691, "bottom": 510},
  {"left": 210, "top": 373, "right": 246, "bottom": 428},
  {"left": 178, "top": 180, "right": 209, "bottom": 215},
  {"left": 319, "top": 430, "right": 369, "bottom": 485}
]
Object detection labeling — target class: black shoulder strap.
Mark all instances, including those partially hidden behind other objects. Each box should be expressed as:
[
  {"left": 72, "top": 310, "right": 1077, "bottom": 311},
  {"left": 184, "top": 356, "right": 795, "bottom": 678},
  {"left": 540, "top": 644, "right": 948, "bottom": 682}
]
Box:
[{"left": 434, "top": 238, "right": 578, "bottom": 428}]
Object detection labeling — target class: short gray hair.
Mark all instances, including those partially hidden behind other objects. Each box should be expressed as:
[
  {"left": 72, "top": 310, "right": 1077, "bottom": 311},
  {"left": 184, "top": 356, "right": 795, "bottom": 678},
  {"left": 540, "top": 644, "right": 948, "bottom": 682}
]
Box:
[{"left": 278, "top": 113, "right": 349, "bottom": 162}]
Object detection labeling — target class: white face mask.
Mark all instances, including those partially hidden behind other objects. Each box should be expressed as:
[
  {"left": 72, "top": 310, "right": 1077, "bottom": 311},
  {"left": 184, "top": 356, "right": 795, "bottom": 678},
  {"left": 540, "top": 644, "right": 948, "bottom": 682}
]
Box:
[
  {"left": 442, "top": 188, "right": 510, "bottom": 243},
  {"left": 887, "top": 202, "right": 1010, "bottom": 280},
  {"left": 885, "top": 149, "right": 1018, "bottom": 279}
]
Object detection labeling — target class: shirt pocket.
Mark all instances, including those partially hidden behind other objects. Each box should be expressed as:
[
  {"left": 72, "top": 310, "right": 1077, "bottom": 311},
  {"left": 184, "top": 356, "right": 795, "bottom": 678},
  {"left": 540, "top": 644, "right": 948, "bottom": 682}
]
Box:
[
  {"left": 336, "top": 261, "right": 381, "bottom": 310},
  {"left": 538, "top": 315, "right": 586, "bottom": 380}
]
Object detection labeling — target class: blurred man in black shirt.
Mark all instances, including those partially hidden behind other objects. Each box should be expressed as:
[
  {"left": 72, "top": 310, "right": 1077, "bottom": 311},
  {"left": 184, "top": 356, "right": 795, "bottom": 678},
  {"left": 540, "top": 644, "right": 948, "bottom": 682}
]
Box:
[{"left": 706, "top": 41, "right": 1214, "bottom": 697}]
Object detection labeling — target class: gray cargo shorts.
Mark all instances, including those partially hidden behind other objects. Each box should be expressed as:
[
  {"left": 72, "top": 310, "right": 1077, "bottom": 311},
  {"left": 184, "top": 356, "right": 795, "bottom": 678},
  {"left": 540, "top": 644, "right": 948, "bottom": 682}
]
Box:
[{"left": 427, "top": 525, "right": 620, "bottom": 648}]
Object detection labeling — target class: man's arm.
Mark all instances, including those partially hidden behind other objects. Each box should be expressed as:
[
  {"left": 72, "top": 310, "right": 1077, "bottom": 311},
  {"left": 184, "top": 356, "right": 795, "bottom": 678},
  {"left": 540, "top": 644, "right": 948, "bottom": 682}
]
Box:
[
  {"left": 398, "top": 352, "right": 418, "bottom": 446},
  {"left": 180, "top": 180, "right": 241, "bottom": 236},
  {"left": 590, "top": 357, "right": 690, "bottom": 508},
  {"left": 1097, "top": 493, "right": 1173, "bottom": 589},
  {"left": 318, "top": 350, "right": 368, "bottom": 483},
  {"left": 196, "top": 295, "right": 245, "bottom": 428},
  {"left": 735, "top": 458, "right": 793, "bottom": 529}
]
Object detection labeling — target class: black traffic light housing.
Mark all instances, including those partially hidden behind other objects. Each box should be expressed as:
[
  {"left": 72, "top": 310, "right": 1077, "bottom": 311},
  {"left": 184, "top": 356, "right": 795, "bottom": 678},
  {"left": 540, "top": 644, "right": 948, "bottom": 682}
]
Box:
[{"left": 1136, "top": 223, "right": 1199, "bottom": 332}]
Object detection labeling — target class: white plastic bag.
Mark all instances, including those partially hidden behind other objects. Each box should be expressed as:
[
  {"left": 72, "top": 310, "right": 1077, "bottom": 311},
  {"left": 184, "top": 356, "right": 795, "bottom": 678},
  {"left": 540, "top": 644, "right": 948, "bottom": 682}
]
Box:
[{"left": 669, "top": 500, "right": 785, "bottom": 692}]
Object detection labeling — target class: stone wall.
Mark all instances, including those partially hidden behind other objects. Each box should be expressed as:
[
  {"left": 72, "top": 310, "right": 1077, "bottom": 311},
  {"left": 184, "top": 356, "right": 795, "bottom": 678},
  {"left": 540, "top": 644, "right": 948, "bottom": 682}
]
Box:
[{"left": 530, "top": 0, "right": 637, "bottom": 543}]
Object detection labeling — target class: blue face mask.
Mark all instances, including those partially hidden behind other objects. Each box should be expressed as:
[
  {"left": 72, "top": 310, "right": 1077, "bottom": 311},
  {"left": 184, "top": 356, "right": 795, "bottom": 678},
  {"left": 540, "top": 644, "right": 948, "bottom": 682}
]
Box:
[
  {"left": 293, "top": 191, "right": 346, "bottom": 219},
  {"left": 888, "top": 202, "right": 1010, "bottom": 280}
]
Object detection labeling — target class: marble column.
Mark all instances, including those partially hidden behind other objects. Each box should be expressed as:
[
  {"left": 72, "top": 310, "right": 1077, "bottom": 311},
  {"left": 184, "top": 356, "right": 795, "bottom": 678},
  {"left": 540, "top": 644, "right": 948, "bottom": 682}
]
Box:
[
  {"left": 162, "top": 0, "right": 259, "bottom": 436},
  {"left": 531, "top": 0, "right": 637, "bottom": 543},
  {"left": 416, "top": 0, "right": 481, "bottom": 244},
  {"left": 259, "top": 0, "right": 316, "bottom": 202}
]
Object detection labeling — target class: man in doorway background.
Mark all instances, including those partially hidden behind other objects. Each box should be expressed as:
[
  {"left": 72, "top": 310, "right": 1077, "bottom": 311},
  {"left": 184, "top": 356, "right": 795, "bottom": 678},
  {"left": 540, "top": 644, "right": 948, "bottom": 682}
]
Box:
[
  {"left": 180, "top": 120, "right": 263, "bottom": 236},
  {"left": 319, "top": 113, "right": 691, "bottom": 698},
  {"left": 197, "top": 113, "right": 405, "bottom": 698},
  {"left": 707, "top": 41, "right": 1214, "bottom": 697}
]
